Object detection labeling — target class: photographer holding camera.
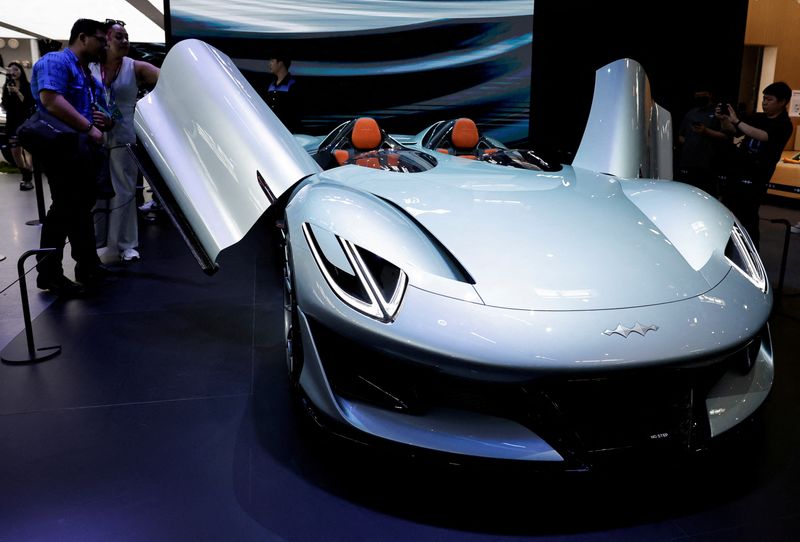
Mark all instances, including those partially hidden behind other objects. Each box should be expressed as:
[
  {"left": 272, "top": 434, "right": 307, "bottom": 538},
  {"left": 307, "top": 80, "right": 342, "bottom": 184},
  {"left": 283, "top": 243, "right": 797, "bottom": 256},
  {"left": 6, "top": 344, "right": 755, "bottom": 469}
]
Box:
[
  {"left": 1, "top": 61, "right": 35, "bottom": 190},
  {"left": 716, "top": 82, "right": 793, "bottom": 248}
]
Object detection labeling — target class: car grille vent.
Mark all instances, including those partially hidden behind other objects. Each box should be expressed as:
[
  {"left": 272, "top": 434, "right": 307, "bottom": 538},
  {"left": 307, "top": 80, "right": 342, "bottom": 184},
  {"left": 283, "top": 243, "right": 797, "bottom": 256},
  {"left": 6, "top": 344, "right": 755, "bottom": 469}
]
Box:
[{"left": 308, "top": 317, "right": 761, "bottom": 461}]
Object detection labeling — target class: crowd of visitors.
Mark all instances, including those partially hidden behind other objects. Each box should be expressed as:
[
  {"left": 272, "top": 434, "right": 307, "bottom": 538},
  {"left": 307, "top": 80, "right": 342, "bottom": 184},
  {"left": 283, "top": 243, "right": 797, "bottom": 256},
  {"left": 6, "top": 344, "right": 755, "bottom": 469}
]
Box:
[{"left": 3, "top": 18, "right": 159, "bottom": 297}]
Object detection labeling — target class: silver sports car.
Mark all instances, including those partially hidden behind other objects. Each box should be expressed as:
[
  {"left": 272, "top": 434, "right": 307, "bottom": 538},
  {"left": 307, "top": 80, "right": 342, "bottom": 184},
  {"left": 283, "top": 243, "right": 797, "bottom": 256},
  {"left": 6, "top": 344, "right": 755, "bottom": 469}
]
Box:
[{"left": 132, "top": 40, "right": 773, "bottom": 469}]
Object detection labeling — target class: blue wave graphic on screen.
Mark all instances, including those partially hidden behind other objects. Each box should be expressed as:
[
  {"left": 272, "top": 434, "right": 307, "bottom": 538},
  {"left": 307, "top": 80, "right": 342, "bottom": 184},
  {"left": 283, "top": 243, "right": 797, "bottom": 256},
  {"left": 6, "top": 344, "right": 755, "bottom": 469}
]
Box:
[
  {"left": 172, "top": 0, "right": 533, "bottom": 36},
  {"left": 296, "top": 33, "right": 531, "bottom": 76},
  {"left": 170, "top": 0, "right": 534, "bottom": 144}
]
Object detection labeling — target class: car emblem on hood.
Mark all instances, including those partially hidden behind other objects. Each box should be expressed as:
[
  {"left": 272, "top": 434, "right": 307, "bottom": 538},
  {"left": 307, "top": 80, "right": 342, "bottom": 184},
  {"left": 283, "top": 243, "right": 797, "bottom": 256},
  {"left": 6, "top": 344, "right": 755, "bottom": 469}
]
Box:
[{"left": 603, "top": 322, "right": 659, "bottom": 338}]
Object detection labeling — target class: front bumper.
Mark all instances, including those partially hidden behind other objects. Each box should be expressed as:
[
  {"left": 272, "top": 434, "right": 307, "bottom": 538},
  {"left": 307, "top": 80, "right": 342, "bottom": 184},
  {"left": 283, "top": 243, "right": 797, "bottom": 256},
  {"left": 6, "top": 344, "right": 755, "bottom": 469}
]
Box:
[{"left": 290, "top": 242, "right": 773, "bottom": 465}]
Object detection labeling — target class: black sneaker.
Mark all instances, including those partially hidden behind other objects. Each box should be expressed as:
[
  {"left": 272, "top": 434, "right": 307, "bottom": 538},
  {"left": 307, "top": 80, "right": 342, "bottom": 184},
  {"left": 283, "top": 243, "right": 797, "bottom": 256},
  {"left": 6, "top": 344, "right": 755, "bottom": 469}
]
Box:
[
  {"left": 19, "top": 180, "right": 34, "bottom": 191},
  {"left": 36, "top": 275, "right": 85, "bottom": 297}
]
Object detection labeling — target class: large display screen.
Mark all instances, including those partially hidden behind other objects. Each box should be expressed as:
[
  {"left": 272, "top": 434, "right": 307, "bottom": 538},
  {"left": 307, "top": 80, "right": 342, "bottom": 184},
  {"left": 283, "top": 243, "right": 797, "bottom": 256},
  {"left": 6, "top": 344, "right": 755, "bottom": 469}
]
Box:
[{"left": 169, "top": 0, "right": 533, "bottom": 144}]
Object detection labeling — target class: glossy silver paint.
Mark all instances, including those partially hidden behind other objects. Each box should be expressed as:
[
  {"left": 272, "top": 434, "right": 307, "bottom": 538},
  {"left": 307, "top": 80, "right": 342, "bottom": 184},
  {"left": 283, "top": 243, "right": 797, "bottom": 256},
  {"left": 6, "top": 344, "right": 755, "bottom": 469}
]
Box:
[
  {"left": 288, "top": 214, "right": 770, "bottom": 374},
  {"left": 312, "top": 162, "right": 738, "bottom": 311},
  {"left": 574, "top": 58, "right": 673, "bottom": 180},
  {"left": 134, "top": 39, "right": 320, "bottom": 262},
  {"left": 288, "top": 208, "right": 772, "bottom": 455},
  {"left": 135, "top": 41, "right": 774, "bottom": 462}
]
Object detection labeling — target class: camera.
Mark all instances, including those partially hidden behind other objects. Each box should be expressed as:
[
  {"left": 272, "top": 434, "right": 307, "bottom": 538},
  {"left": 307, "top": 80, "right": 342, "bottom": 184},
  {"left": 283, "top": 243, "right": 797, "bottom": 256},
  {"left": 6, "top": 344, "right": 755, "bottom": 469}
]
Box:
[{"left": 717, "top": 103, "right": 731, "bottom": 115}]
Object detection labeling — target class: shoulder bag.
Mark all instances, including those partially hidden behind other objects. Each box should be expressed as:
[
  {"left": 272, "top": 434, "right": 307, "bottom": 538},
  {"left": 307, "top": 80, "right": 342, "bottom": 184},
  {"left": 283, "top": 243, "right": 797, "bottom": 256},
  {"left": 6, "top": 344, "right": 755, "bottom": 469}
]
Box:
[{"left": 16, "top": 107, "right": 80, "bottom": 155}]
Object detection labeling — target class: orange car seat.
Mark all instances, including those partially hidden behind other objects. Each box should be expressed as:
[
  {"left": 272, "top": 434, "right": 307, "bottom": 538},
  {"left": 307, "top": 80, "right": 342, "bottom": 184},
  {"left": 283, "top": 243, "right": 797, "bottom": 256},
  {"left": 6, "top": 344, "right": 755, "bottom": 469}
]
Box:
[
  {"left": 436, "top": 118, "right": 498, "bottom": 159},
  {"left": 334, "top": 117, "right": 399, "bottom": 169},
  {"left": 335, "top": 117, "right": 383, "bottom": 166}
]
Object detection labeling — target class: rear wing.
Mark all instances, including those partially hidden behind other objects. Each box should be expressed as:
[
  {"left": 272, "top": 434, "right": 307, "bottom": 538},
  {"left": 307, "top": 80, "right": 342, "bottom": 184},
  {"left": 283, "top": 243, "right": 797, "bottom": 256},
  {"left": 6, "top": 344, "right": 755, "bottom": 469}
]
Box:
[{"left": 573, "top": 58, "right": 672, "bottom": 180}]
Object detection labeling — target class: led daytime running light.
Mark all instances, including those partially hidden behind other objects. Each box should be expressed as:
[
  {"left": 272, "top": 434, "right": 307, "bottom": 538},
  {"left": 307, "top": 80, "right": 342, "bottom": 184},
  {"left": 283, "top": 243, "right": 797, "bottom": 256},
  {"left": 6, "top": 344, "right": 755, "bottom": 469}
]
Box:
[
  {"left": 726, "top": 223, "right": 767, "bottom": 292},
  {"left": 302, "top": 223, "right": 407, "bottom": 321}
]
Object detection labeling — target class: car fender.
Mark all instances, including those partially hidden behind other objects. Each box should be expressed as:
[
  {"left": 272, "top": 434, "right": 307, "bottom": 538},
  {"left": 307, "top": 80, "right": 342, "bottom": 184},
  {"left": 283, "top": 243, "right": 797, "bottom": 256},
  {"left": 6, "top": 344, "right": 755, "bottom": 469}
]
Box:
[{"left": 285, "top": 178, "right": 483, "bottom": 304}]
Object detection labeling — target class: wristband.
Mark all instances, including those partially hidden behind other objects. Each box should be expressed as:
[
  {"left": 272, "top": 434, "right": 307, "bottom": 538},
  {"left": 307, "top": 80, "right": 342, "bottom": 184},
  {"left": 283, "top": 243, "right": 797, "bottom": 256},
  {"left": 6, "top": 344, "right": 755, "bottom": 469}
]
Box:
[
  {"left": 84, "top": 121, "right": 94, "bottom": 133},
  {"left": 733, "top": 120, "right": 741, "bottom": 127}
]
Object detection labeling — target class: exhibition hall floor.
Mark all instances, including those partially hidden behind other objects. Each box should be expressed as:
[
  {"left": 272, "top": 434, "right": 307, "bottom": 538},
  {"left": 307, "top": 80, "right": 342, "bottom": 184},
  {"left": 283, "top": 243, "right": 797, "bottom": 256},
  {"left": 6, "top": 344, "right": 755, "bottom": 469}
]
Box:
[{"left": 2, "top": 170, "right": 800, "bottom": 541}]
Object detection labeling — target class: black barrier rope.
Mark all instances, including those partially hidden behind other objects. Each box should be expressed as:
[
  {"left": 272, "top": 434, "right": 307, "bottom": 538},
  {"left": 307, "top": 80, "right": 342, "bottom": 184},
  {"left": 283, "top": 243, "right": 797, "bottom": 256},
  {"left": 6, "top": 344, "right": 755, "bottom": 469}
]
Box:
[
  {"left": 0, "top": 189, "right": 140, "bottom": 296},
  {"left": 0, "top": 169, "right": 154, "bottom": 366}
]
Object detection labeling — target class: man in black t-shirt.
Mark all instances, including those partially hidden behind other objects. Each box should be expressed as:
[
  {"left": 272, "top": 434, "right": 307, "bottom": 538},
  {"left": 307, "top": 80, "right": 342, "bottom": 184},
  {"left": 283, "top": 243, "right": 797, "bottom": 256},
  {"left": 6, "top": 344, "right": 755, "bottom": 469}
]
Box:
[{"left": 717, "top": 82, "right": 793, "bottom": 247}]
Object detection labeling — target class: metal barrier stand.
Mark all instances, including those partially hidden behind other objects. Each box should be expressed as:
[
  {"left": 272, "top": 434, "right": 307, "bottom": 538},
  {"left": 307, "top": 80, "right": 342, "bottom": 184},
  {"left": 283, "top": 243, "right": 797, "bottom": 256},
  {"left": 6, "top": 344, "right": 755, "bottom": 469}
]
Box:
[
  {"left": 768, "top": 218, "right": 792, "bottom": 300},
  {"left": 1, "top": 249, "right": 62, "bottom": 364}
]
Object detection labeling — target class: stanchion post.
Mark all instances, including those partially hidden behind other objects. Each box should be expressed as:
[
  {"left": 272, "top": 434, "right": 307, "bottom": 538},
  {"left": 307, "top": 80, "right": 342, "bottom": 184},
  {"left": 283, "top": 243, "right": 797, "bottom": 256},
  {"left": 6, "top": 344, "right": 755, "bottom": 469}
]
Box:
[
  {"left": 768, "top": 218, "right": 791, "bottom": 299},
  {"left": 26, "top": 155, "right": 47, "bottom": 226},
  {"left": 0, "top": 248, "right": 62, "bottom": 364}
]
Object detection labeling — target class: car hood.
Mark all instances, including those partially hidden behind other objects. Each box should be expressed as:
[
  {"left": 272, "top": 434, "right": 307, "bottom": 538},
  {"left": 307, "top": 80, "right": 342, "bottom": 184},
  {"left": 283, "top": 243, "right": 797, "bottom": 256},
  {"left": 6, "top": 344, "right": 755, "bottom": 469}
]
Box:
[{"left": 325, "top": 159, "right": 723, "bottom": 311}]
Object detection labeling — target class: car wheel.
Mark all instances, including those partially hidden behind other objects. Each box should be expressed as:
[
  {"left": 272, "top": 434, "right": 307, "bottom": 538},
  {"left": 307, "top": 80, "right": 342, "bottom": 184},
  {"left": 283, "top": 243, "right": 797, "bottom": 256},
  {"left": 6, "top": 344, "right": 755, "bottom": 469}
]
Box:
[{"left": 283, "top": 235, "right": 303, "bottom": 390}]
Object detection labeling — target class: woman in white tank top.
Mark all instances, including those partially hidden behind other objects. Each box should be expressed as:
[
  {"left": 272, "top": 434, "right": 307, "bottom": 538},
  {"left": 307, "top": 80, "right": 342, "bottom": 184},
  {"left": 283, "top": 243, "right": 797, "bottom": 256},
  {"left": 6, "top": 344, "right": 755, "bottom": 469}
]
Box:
[{"left": 91, "top": 20, "right": 160, "bottom": 262}]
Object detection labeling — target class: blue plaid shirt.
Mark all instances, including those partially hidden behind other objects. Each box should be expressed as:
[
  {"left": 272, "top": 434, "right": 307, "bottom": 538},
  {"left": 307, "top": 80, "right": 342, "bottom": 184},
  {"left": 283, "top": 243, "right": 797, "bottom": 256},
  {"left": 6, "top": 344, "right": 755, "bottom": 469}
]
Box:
[{"left": 31, "top": 48, "right": 105, "bottom": 121}]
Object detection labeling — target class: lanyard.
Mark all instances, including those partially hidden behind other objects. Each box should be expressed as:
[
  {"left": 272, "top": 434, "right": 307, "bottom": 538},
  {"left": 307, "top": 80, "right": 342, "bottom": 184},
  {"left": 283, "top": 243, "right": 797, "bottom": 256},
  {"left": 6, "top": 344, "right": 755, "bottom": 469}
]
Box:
[
  {"left": 100, "top": 62, "right": 122, "bottom": 87},
  {"left": 100, "top": 62, "right": 122, "bottom": 103},
  {"left": 99, "top": 61, "right": 124, "bottom": 121},
  {"left": 75, "top": 57, "right": 96, "bottom": 107}
]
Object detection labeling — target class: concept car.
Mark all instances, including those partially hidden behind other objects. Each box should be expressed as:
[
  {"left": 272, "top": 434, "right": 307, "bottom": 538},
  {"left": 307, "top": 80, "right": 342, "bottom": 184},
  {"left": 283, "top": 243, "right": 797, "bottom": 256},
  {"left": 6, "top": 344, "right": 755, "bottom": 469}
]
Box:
[{"left": 132, "top": 40, "right": 773, "bottom": 469}]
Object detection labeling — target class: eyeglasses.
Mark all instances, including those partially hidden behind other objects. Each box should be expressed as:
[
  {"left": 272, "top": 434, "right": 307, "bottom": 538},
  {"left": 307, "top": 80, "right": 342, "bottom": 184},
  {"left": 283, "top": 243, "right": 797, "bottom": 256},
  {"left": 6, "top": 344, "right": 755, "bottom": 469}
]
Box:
[{"left": 105, "top": 19, "right": 126, "bottom": 27}]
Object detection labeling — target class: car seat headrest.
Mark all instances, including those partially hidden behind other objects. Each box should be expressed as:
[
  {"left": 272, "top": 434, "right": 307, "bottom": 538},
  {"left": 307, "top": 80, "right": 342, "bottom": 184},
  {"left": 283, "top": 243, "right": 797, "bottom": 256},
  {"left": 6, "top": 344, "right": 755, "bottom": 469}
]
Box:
[
  {"left": 351, "top": 117, "right": 382, "bottom": 151},
  {"left": 451, "top": 118, "right": 479, "bottom": 150}
]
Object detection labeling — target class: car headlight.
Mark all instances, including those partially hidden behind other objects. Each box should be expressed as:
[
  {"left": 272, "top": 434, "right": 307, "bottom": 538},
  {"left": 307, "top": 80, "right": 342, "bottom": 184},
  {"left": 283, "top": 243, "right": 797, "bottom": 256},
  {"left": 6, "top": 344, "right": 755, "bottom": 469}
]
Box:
[
  {"left": 302, "top": 222, "right": 408, "bottom": 321},
  {"left": 725, "top": 221, "right": 767, "bottom": 292}
]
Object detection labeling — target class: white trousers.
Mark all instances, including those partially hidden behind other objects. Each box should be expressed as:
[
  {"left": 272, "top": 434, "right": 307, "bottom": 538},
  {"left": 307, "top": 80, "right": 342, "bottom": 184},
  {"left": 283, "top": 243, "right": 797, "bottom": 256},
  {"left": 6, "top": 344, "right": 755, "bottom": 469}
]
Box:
[{"left": 95, "top": 146, "right": 139, "bottom": 252}]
